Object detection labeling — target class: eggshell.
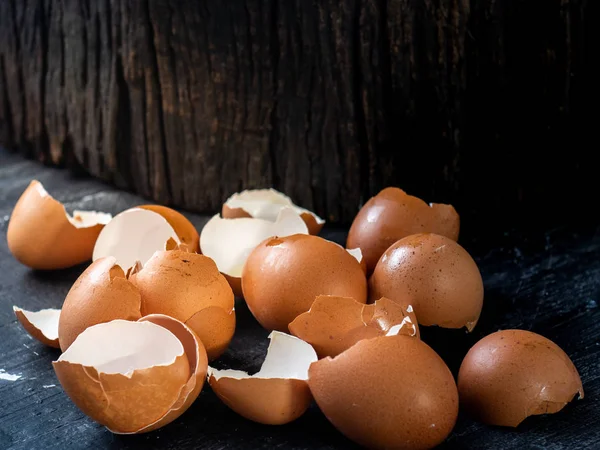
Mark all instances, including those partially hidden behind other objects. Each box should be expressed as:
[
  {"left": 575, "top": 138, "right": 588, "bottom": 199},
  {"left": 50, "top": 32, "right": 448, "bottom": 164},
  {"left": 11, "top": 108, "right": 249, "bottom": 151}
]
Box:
[
  {"left": 222, "top": 188, "right": 325, "bottom": 235},
  {"left": 58, "top": 257, "right": 142, "bottom": 351},
  {"left": 457, "top": 329, "right": 584, "bottom": 427},
  {"left": 131, "top": 250, "right": 235, "bottom": 361},
  {"left": 289, "top": 296, "right": 419, "bottom": 358},
  {"left": 13, "top": 306, "right": 61, "bottom": 348},
  {"left": 242, "top": 234, "right": 367, "bottom": 331},
  {"left": 138, "top": 205, "right": 200, "bottom": 253},
  {"left": 208, "top": 331, "right": 318, "bottom": 425},
  {"left": 7, "top": 180, "right": 111, "bottom": 270},
  {"left": 369, "top": 233, "right": 483, "bottom": 331},
  {"left": 346, "top": 187, "right": 459, "bottom": 274},
  {"left": 308, "top": 334, "right": 458, "bottom": 449}
]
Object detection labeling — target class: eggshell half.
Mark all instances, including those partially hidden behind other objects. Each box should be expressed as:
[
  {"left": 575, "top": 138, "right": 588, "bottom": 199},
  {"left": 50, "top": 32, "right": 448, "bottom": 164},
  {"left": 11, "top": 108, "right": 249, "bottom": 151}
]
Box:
[
  {"left": 208, "top": 331, "right": 318, "bottom": 425},
  {"left": 139, "top": 205, "right": 200, "bottom": 253},
  {"left": 347, "top": 187, "right": 459, "bottom": 274},
  {"left": 242, "top": 234, "right": 368, "bottom": 332},
  {"left": 457, "top": 329, "right": 584, "bottom": 427},
  {"left": 369, "top": 233, "right": 484, "bottom": 331},
  {"left": 308, "top": 334, "right": 459, "bottom": 449},
  {"left": 289, "top": 296, "right": 418, "bottom": 358},
  {"left": 13, "top": 306, "right": 61, "bottom": 348},
  {"left": 7, "top": 180, "right": 111, "bottom": 269},
  {"left": 58, "top": 257, "right": 142, "bottom": 351}
]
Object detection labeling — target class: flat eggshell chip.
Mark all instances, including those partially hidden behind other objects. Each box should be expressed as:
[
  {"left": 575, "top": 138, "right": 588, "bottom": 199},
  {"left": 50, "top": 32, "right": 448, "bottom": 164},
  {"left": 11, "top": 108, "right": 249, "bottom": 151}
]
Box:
[
  {"left": 13, "top": 306, "right": 61, "bottom": 348},
  {"left": 208, "top": 332, "right": 318, "bottom": 425}
]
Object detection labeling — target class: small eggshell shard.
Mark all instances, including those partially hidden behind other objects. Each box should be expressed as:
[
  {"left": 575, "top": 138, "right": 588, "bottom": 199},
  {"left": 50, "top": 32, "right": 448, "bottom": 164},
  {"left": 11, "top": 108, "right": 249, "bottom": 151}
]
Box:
[
  {"left": 92, "top": 208, "right": 180, "bottom": 271},
  {"left": 242, "top": 234, "right": 368, "bottom": 332},
  {"left": 13, "top": 306, "right": 61, "bottom": 348},
  {"left": 289, "top": 296, "right": 418, "bottom": 358},
  {"left": 346, "top": 248, "right": 367, "bottom": 274},
  {"left": 222, "top": 188, "right": 325, "bottom": 235},
  {"left": 457, "top": 329, "right": 584, "bottom": 427},
  {"left": 53, "top": 320, "right": 191, "bottom": 434},
  {"left": 346, "top": 187, "right": 459, "bottom": 273},
  {"left": 200, "top": 208, "right": 309, "bottom": 296},
  {"left": 138, "top": 205, "right": 200, "bottom": 253},
  {"left": 308, "top": 334, "right": 459, "bottom": 450},
  {"left": 369, "top": 233, "right": 483, "bottom": 331},
  {"left": 208, "top": 331, "right": 318, "bottom": 425},
  {"left": 58, "top": 257, "right": 142, "bottom": 351},
  {"left": 7, "top": 180, "right": 111, "bottom": 270}
]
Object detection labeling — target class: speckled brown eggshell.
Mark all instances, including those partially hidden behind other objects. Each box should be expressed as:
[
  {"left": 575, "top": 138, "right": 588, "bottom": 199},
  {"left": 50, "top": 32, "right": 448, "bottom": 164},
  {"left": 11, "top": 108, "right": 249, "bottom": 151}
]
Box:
[
  {"left": 369, "top": 233, "right": 483, "bottom": 331},
  {"left": 308, "top": 334, "right": 459, "bottom": 450},
  {"left": 457, "top": 329, "right": 584, "bottom": 427},
  {"left": 346, "top": 187, "right": 459, "bottom": 274},
  {"left": 242, "top": 234, "right": 367, "bottom": 332}
]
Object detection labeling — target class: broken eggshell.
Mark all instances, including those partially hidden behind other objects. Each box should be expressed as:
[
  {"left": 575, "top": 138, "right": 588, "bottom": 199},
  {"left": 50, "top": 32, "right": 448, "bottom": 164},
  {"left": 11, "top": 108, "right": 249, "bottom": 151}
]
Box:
[
  {"left": 222, "top": 188, "right": 325, "bottom": 235},
  {"left": 289, "top": 296, "right": 419, "bottom": 358},
  {"left": 13, "top": 306, "right": 61, "bottom": 348},
  {"left": 457, "top": 329, "right": 584, "bottom": 427},
  {"left": 138, "top": 205, "right": 200, "bottom": 253},
  {"left": 7, "top": 180, "right": 111, "bottom": 270},
  {"left": 208, "top": 331, "right": 318, "bottom": 425}
]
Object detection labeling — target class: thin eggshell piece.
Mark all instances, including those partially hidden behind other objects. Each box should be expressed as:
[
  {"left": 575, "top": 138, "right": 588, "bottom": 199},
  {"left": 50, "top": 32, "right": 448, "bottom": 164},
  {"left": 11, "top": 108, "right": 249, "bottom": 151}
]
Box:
[
  {"left": 138, "top": 205, "right": 200, "bottom": 253},
  {"left": 13, "top": 306, "right": 61, "bottom": 348}
]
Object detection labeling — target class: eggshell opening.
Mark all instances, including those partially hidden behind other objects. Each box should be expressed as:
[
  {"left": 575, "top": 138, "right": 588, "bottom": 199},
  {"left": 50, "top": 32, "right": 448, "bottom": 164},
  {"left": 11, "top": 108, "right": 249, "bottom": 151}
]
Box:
[
  {"left": 13, "top": 306, "right": 61, "bottom": 348},
  {"left": 138, "top": 205, "right": 200, "bottom": 253},
  {"left": 67, "top": 210, "right": 112, "bottom": 228}
]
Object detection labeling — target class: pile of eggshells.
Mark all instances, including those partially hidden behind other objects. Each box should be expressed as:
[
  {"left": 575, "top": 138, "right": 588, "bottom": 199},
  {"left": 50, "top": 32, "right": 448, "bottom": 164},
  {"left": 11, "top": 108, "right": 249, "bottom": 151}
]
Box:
[{"left": 7, "top": 181, "right": 584, "bottom": 449}]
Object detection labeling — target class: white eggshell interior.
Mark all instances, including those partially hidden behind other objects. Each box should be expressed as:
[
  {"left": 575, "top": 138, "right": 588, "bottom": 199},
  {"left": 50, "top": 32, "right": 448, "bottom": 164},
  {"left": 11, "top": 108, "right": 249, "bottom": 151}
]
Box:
[
  {"left": 67, "top": 210, "right": 112, "bottom": 228},
  {"left": 13, "top": 306, "right": 60, "bottom": 340},
  {"left": 346, "top": 247, "right": 363, "bottom": 263}
]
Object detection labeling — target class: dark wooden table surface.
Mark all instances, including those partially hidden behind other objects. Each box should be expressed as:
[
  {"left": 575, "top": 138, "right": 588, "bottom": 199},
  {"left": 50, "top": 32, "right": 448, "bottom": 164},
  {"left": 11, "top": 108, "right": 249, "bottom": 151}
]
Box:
[{"left": 1, "top": 148, "right": 599, "bottom": 449}]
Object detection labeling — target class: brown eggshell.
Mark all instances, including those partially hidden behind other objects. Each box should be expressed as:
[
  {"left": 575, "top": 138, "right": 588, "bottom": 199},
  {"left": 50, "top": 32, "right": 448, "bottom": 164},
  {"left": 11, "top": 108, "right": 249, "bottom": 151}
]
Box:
[
  {"left": 131, "top": 250, "right": 235, "bottom": 361},
  {"left": 289, "top": 296, "right": 419, "bottom": 358},
  {"left": 139, "top": 205, "right": 200, "bottom": 253},
  {"left": 457, "top": 329, "right": 584, "bottom": 427},
  {"left": 59, "top": 257, "right": 142, "bottom": 351},
  {"left": 242, "top": 234, "right": 367, "bottom": 332},
  {"left": 308, "top": 334, "right": 459, "bottom": 449},
  {"left": 13, "top": 306, "right": 61, "bottom": 348},
  {"left": 369, "top": 233, "right": 483, "bottom": 331},
  {"left": 222, "top": 204, "right": 252, "bottom": 219},
  {"left": 223, "top": 273, "right": 243, "bottom": 298},
  {"left": 7, "top": 180, "right": 111, "bottom": 270},
  {"left": 346, "top": 187, "right": 460, "bottom": 274}
]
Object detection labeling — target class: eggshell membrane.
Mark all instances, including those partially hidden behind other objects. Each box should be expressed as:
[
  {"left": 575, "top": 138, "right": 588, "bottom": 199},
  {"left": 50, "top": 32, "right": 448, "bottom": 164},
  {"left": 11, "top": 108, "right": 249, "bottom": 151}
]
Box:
[
  {"left": 131, "top": 250, "right": 235, "bottom": 361},
  {"left": 58, "top": 257, "right": 142, "bottom": 351},
  {"left": 13, "top": 306, "right": 61, "bottom": 348},
  {"left": 289, "top": 296, "right": 419, "bottom": 358},
  {"left": 308, "top": 334, "right": 459, "bottom": 450},
  {"left": 7, "top": 180, "right": 111, "bottom": 270},
  {"left": 369, "top": 233, "right": 483, "bottom": 331},
  {"left": 242, "top": 234, "right": 367, "bottom": 332},
  {"left": 139, "top": 205, "right": 200, "bottom": 253},
  {"left": 346, "top": 187, "right": 459, "bottom": 274},
  {"left": 457, "top": 329, "right": 584, "bottom": 427}
]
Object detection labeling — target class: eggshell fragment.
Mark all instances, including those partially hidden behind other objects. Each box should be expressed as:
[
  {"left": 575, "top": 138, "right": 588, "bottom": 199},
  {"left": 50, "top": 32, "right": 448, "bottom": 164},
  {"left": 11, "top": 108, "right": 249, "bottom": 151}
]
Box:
[
  {"left": 289, "top": 296, "right": 418, "bottom": 358},
  {"left": 457, "top": 329, "right": 584, "bottom": 427},
  {"left": 200, "top": 208, "right": 309, "bottom": 296},
  {"left": 13, "top": 306, "right": 61, "bottom": 348},
  {"left": 347, "top": 187, "right": 459, "bottom": 273},
  {"left": 222, "top": 188, "right": 325, "bottom": 235},
  {"left": 58, "top": 257, "right": 142, "bottom": 351},
  {"left": 369, "top": 233, "right": 483, "bottom": 331},
  {"left": 7, "top": 180, "right": 111, "bottom": 270},
  {"left": 139, "top": 205, "right": 200, "bottom": 253},
  {"left": 346, "top": 248, "right": 367, "bottom": 274},
  {"left": 131, "top": 250, "right": 235, "bottom": 361},
  {"left": 208, "top": 331, "right": 318, "bottom": 425},
  {"left": 308, "top": 334, "right": 459, "bottom": 449},
  {"left": 242, "top": 234, "right": 368, "bottom": 332}
]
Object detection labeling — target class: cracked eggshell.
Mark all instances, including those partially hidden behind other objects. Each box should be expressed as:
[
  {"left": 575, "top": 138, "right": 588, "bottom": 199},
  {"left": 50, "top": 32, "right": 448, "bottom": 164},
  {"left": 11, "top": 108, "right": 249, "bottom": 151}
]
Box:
[
  {"left": 242, "top": 234, "right": 367, "bottom": 332},
  {"left": 457, "top": 329, "right": 584, "bottom": 427},
  {"left": 369, "top": 233, "right": 483, "bottom": 331},
  {"left": 200, "top": 208, "right": 309, "bottom": 297},
  {"left": 58, "top": 257, "right": 142, "bottom": 352},
  {"left": 346, "top": 187, "right": 459, "bottom": 274},
  {"left": 130, "top": 250, "right": 235, "bottom": 361},
  {"left": 53, "top": 319, "right": 192, "bottom": 434},
  {"left": 7, "top": 180, "right": 111, "bottom": 270},
  {"left": 222, "top": 188, "right": 325, "bottom": 235},
  {"left": 13, "top": 306, "right": 61, "bottom": 348},
  {"left": 138, "top": 205, "right": 200, "bottom": 253},
  {"left": 208, "top": 331, "right": 318, "bottom": 425},
  {"left": 289, "top": 296, "right": 419, "bottom": 358},
  {"left": 308, "top": 334, "right": 459, "bottom": 450}
]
